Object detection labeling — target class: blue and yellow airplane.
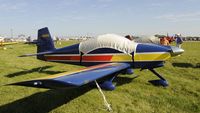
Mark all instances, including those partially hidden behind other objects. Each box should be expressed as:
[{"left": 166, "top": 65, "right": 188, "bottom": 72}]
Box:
[{"left": 11, "top": 27, "right": 184, "bottom": 90}]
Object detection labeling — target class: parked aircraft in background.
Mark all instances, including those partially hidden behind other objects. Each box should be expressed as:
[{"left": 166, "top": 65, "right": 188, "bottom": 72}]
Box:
[
  {"left": 0, "top": 42, "right": 18, "bottom": 46},
  {"left": 0, "top": 36, "right": 18, "bottom": 47}
]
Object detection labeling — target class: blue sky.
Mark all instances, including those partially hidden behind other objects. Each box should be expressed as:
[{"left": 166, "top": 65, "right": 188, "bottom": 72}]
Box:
[{"left": 0, "top": 0, "right": 200, "bottom": 37}]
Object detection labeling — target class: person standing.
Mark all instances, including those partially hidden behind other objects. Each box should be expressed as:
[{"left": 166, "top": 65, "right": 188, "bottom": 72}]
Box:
[
  {"left": 175, "top": 34, "right": 183, "bottom": 48},
  {"left": 125, "top": 35, "right": 134, "bottom": 41},
  {"left": 160, "top": 37, "right": 169, "bottom": 45}
]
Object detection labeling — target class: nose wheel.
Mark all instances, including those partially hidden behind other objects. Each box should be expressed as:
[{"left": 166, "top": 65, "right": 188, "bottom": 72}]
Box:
[{"left": 148, "top": 68, "right": 168, "bottom": 87}]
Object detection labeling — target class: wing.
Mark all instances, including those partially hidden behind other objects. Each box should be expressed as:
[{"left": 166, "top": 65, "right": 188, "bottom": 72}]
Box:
[
  {"left": 9, "top": 63, "right": 130, "bottom": 89},
  {"left": 1, "top": 42, "right": 18, "bottom": 45}
]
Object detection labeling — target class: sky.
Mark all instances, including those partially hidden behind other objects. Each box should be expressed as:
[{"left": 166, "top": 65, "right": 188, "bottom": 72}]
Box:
[{"left": 0, "top": 0, "right": 200, "bottom": 37}]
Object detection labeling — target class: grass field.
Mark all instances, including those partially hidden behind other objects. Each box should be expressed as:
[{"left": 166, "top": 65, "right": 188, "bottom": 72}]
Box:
[{"left": 0, "top": 41, "right": 199, "bottom": 113}]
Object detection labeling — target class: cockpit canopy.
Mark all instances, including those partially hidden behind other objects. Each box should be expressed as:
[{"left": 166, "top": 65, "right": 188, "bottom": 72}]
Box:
[{"left": 79, "top": 34, "right": 137, "bottom": 54}]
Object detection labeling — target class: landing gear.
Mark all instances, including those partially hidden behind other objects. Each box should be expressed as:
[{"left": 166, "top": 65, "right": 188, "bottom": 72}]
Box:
[
  {"left": 126, "top": 68, "right": 134, "bottom": 74},
  {"left": 99, "top": 76, "right": 116, "bottom": 90},
  {"left": 148, "top": 68, "right": 168, "bottom": 87},
  {"left": 99, "top": 81, "right": 115, "bottom": 90},
  {"left": 121, "top": 68, "right": 134, "bottom": 75}
]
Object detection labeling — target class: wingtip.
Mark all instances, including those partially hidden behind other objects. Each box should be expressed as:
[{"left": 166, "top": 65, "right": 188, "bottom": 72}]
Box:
[
  {"left": 6, "top": 79, "right": 77, "bottom": 89},
  {"left": 18, "top": 54, "right": 37, "bottom": 57},
  {"left": 18, "top": 55, "right": 27, "bottom": 57},
  {"left": 8, "top": 80, "right": 43, "bottom": 87}
]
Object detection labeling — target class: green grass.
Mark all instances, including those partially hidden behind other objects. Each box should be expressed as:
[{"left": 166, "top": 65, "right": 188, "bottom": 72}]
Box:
[{"left": 0, "top": 41, "right": 199, "bottom": 113}]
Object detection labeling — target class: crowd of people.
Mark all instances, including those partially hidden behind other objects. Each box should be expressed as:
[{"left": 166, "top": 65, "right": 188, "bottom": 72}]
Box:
[{"left": 160, "top": 34, "right": 183, "bottom": 48}]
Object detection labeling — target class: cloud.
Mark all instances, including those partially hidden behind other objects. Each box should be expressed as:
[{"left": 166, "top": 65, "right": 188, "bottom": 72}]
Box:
[
  {"left": 155, "top": 12, "right": 200, "bottom": 22},
  {"left": 184, "top": 0, "right": 199, "bottom": 2},
  {"left": 97, "top": 0, "right": 113, "bottom": 2},
  {"left": 0, "top": 2, "right": 27, "bottom": 12},
  {"left": 150, "top": 3, "right": 163, "bottom": 7}
]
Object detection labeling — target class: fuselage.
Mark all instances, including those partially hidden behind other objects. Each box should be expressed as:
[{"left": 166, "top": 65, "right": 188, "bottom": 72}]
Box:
[
  {"left": 42, "top": 43, "right": 172, "bottom": 69},
  {"left": 35, "top": 33, "right": 184, "bottom": 69}
]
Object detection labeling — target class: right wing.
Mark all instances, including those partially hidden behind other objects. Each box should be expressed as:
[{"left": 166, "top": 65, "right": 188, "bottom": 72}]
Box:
[{"left": 9, "top": 63, "right": 130, "bottom": 89}]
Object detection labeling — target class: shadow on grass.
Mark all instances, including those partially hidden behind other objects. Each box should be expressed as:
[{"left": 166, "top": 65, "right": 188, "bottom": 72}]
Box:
[
  {"left": 5, "top": 66, "right": 65, "bottom": 78},
  {"left": 0, "top": 86, "right": 92, "bottom": 113},
  {"left": 172, "top": 63, "right": 200, "bottom": 68},
  {"left": 0, "top": 76, "right": 136, "bottom": 113},
  {"left": 114, "top": 76, "right": 138, "bottom": 86}
]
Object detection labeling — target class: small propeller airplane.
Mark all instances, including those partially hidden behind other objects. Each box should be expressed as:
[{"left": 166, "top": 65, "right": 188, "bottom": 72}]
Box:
[
  {"left": 0, "top": 41, "right": 18, "bottom": 46},
  {"left": 10, "top": 27, "right": 184, "bottom": 90},
  {"left": 0, "top": 36, "right": 18, "bottom": 47}
]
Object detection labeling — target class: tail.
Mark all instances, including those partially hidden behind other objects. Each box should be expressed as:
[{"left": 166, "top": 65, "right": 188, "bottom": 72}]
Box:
[{"left": 37, "top": 27, "right": 55, "bottom": 60}]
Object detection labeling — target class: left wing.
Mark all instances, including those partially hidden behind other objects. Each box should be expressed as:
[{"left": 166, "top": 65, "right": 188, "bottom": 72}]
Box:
[
  {"left": 9, "top": 63, "right": 130, "bottom": 89},
  {"left": 0, "top": 42, "right": 18, "bottom": 46}
]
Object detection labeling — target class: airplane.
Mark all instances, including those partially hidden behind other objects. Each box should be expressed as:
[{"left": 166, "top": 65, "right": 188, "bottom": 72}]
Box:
[
  {"left": 25, "top": 39, "right": 38, "bottom": 44},
  {"left": 0, "top": 41, "right": 18, "bottom": 46},
  {"left": 9, "top": 27, "right": 184, "bottom": 90},
  {"left": 0, "top": 36, "right": 18, "bottom": 47},
  {"left": 25, "top": 36, "right": 38, "bottom": 44}
]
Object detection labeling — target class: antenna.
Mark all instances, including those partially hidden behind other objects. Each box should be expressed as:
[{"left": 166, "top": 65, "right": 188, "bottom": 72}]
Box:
[{"left": 10, "top": 29, "right": 13, "bottom": 38}]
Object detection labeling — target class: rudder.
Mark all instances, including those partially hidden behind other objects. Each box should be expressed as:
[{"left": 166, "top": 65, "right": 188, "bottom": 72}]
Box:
[{"left": 37, "top": 27, "right": 55, "bottom": 60}]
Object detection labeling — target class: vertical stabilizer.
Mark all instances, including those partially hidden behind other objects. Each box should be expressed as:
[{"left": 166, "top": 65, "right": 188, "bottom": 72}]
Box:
[{"left": 37, "top": 27, "right": 55, "bottom": 60}]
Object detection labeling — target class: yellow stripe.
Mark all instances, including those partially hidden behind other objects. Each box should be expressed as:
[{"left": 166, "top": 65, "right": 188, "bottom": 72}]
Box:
[
  {"left": 39, "top": 69, "right": 85, "bottom": 79},
  {"left": 41, "top": 34, "right": 49, "bottom": 38},
  {"left": 134, "top": 53, "right": 171, "bottom": 61},
  {"left": 111, "top": 54, "right": 132, "bottom": 61},
  {"left": 111, "top": 53, "right": 171, "bottom": 62}
]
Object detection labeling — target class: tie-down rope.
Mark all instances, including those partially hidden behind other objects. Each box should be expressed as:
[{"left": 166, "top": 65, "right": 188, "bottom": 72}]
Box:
[{"left": 95, "top": 80, "right": 112, "bottom": 112}]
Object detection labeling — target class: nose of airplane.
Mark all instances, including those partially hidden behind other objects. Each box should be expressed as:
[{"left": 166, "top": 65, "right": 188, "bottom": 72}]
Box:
[{"left": 170, "top": 46, "right": 184, "bottom": 56}]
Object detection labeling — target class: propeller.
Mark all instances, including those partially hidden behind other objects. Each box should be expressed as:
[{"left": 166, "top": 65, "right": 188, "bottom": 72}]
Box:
[{"left": 170, "top": 46, "right": 184, "bottom": 56}]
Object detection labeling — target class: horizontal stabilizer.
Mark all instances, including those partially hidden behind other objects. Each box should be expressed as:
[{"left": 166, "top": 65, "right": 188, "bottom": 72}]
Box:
[
  {"left": 9, "top": 63, "right": 130, "bottom": 89},
  {"left": 18, "top": 51, "right": 53, "bottom": 57}
]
